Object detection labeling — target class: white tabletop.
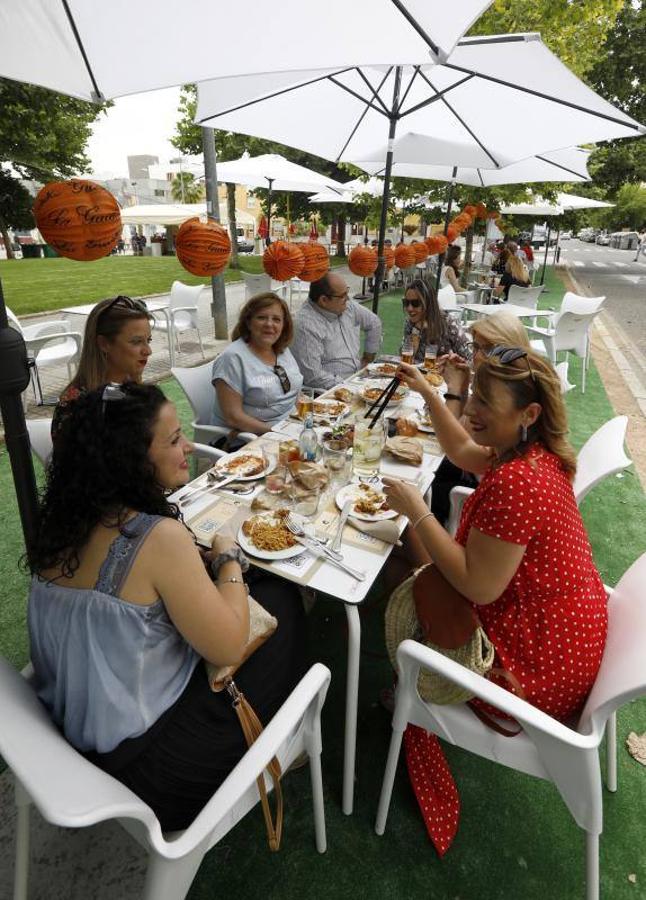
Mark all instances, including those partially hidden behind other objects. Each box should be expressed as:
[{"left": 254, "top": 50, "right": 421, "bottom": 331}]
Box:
[
  {"left": 463, "top": 302, "right": 542, "bottom": 319},
  {"left": 61, "top": 298, "right": 169, "bottom": 317}
]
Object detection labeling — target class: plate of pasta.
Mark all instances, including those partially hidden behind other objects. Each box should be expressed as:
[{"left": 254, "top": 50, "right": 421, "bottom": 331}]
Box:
[{"left": 238, "top": 509, "right": 304, "bottom": 560}]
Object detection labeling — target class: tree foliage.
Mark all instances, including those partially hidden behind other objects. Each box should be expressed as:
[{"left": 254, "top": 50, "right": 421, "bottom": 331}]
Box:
[{"left": 170, "top": 172, "right": 204, "bottom": 203}]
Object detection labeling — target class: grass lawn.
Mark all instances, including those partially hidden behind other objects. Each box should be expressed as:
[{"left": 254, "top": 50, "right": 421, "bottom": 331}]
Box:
[{"left": 0, "top": 254, "right": 347, "bottom": 316}]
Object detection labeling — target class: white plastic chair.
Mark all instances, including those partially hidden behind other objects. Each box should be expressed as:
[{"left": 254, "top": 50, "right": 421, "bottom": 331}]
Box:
[
  {"left": 527, "top": 309, "right": 601, "bottom": 393},
  {"left": 171, "top": 361, "right": 256, "bottom": 448},
  {"left": 375, "top": 552, "right": 646, "bottom": 900},
  {"left": 241, "top": 272, "right": 271, "bottom": 301},
  {"left": 151, "top": 281, "right": 205, "bottom": 359},
  {"left": 558, "top": 294, "right": 606, "bottom": 372},
  {"left": 555, "top": 360, "right": 576, "bottom": 393},
  {"left": 445, "top": 415, "right": 632, "bottom": 536},
  {"left": 7, "top": 308, "right": 82, "bottom": 405},
  {"left": 1, "top": 658, "right": 331, "bottom": 900},
  {"left": 506, "top": 284, "right": 544, "bottom": 309},
  {"left": 26, "top": 418, "right": 53, "bottom": 467}
]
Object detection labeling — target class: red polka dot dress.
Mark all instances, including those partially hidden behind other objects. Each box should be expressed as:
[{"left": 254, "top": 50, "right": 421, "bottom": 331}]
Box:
[{"left": 404, "top": 444, "right": 607, "bottom": 856}]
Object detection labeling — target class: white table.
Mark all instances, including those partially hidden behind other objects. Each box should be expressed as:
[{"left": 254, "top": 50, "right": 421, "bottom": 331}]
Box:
[
  {"left": 175, "top": 375, "right": 441, "bottom": 815},
  {"left": 463, "top": 302, "right": 544, "bottom": 321},
  {"left": 61, "top": 298, "right": 176, "bottom": 365}
]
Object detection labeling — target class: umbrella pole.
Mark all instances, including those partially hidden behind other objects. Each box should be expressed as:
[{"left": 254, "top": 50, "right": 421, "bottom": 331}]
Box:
[
  {"left": 202, "top": 127, "right": 228, "bottom": 340},
  {"left": 540, "top": 225, "right": 552, "bottom": 286},
  {"left": 435, "top": 167, "right": 457, "bottom": 293},
  {"left": 266, "top": 178, "right": 274, "bottom": 247},
  {"left": 372, "top": 66, "right": 403, "bottom": 314},
  {"left": 0, "top": 276, "right": 39, "bottom": 554}
]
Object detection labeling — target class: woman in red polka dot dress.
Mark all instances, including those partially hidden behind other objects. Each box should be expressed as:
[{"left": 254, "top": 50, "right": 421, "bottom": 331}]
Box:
[{"left": 383, "top": 347, "right": 608, "bottom": 851}]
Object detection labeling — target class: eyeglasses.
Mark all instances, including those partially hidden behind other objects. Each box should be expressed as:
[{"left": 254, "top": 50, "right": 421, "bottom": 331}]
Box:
[
  {"left": 99, "top": 295, "right": 148, "bottom": 318},
  {"left": 402, "top": 298, "right": 423, "bottom": 309},
  {"left": 273, "top": 364, "right": 291, "bottom": 394},
  {"left": 487, "top": 345, "right": 536, "bottom": 381},
  {"left": 327, "top": 291, "right": 349, "bottom": 302},
  {"left": 101, "top": 382, "right": 126, "bottom": 415},
  {"left": 466, "top": 340, "right": 484, "bottom": 355}
]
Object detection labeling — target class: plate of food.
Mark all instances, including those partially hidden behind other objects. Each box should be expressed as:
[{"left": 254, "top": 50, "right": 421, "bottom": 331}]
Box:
[
  {"left": 423, "top": 369, "right": 444, "bottom": 388},
  {"left": 361, "top": 383, "right": 408, "bottom": 406},
  {"left": 415, "top": 410, "right": 435, "bottom": 433},
  {"left": 335, "top": 483, "right": 397, "bottom": 522},
  {"left": 214, "top": 450, "right": 273, "bottom": 481},
  {"left": 367, "top": 361, "right": 399, "bottom": 377},
  {"left": 312, "top": 398, "right": 349, "bottom": 419},
  {"left": 238, "top": 509, "right": 304, "bottom": 560}
]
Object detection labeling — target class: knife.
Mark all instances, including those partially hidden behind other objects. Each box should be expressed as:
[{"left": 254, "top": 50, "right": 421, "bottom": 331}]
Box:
[
  {"left": 289, "top": 534, "right": 366, "bottom": 581},
  {"left": 331, "top": 499, "right": 353, "bottom": 552}
]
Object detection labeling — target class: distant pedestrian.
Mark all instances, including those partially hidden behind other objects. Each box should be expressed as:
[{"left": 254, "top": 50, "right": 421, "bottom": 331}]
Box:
[{"left": 633, "top": 229, "right": 645, "bottom": 262}]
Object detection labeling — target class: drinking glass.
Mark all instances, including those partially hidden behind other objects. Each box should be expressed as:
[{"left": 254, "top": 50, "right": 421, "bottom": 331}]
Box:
[
  {"left": 424, "top": 343, "right": 438, "bottom": 370},
  {"left": 265, "top": 465, "right": 287, "bottom": 495},
  {"left": 278, "top": 439, "right": 300, "bottom": 465},
  {"left": 297, "top": 387, "right": 314, "bottom": 419},
  {"left": 290, "top": 484, "right": 321, "bottom": 517},
  {"left": 400, "top": 338, "right": 414, "bottom": 365},
  {"left": 322, "top": 439, "right": 351, "bottom": 486},
  {"left": 352, "top": 418, "right": 387, "bottom": 477}
]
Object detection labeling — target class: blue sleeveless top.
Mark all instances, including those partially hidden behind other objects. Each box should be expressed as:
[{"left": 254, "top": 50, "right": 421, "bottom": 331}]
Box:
[{"left": 28, "top": 513, "right": 200, "bottom": 754}]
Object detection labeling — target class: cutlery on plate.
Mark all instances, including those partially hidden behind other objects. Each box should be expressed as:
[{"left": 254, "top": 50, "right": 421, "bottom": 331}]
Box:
[
  {"left": 285, "top": 516, "right": 366, "bottom": 581},
  {"left": 331, "top": 499, "right": 353, "bottom": 552}
]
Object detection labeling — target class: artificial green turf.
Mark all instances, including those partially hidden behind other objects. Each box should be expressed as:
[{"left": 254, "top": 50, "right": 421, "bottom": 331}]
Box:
[
  {"left": 0, "top": 254, "right": 347, "bottom": 316},
  {"left": 1, "top": 268, "right": 645, "bottom": 899}
]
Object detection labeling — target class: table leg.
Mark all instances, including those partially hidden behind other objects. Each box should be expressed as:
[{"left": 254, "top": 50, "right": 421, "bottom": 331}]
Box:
[{"left": 342, "top": 603, "right": 361, "bottom": 816}]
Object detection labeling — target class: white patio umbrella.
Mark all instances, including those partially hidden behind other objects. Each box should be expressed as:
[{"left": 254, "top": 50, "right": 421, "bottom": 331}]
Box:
[
  {"left": 196, "top": 32, "right": 644, "bottom": 310},
  {"left": 119, "top": 202, "right": 256, "bottom": 229},
  {"left": 309, "top": 177, "right": 385, "bottom": 204}
]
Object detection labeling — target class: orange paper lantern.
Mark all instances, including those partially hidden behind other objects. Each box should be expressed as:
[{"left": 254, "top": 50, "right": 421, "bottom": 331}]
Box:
[
  {"left": 425, "top": 234, "right": 448, "bottom": 256},
  {"left": 348, "top": 245, "right": 377, "bottom": 277},
  {"left": 446, "top": 225, "right": 460, "bottom": 243},
  {"left": 299, "top": 242, "right": 329, "bottom": 282},
  {"left": 175, "top": 217, "right": 231, "bottom": 276},
  {"left": 33, "top": 179, "right": 121, "bottom": 261},
  {"left": 263, "top": 241, "right": 304, "bottom": 281},
  {"left": 462, "top": 205, "right": 477, "bottom": 218},
  {"left": 475, "top": 203, "right": 488, "bottom": 220},
  {"left": 453, "top": 212, "right": 473, "bottom": 230},
  {"left": 394, "top": 243, "right": 417, "bottom": 270},
  {"left": 383, "top": 246, "right": 396, "bottom": 270},
  {"left": 412, "top": 240, "right": 428, "bottom": 263}
]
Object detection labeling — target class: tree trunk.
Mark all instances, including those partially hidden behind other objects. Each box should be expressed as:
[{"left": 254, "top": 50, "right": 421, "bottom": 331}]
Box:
[
  {"left": 462, "top": 227, "right": 474, "bottom": 287},
  {"left": 0, "top": 214, "right": 15, "bottom": 260},
  {"left": 336, "top": 213, "right": 347, "bottom": 257},
  {"left": 226, "top": 183, "right": 239, "bottom": 269}
]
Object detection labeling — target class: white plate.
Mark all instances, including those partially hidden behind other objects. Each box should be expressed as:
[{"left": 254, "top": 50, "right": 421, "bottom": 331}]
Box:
[
  {"left": 312, "top": 399, "right": 349, "bottom": 418},
  {"left": 414, "top": 414, "right": 435, "bottom": 434},
  {"left": 335, "top": 483, "right": 398, "bottom": 522},
  {"left": 214, "top": 451, "right": 275, "bottom": 481},
  {"left": 237, "top": 515, "right": 305, "bottom": 560},
  {"left": 361, "top": 382, "right": 409, "bottom": 406},
  {"left": 367, "top": 362, "right": 400, "bottom": 378}
]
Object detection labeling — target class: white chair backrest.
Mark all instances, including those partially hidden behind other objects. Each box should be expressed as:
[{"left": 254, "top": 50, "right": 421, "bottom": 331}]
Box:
[
  {"left": 437, "top": 284, "right": 456, "bottom": 310},
  {"left": 171, "top": 361, "right": 216, "bottom": 425},
  {"left": 6, "top": 306, "right": 23, "bottom": 334},
  {"left": 169, "top": 280, "right": 203, "bottom": 310},
  {"left": 555, "top": 360, "right": 575, "bottom": 394},
  {"left": 506, "top": 285, "right": 544, "bottom": 309},
  {"left": 578, "top": 552, "right": 646, "bottom": 737},
  {"left": 552, "top": 310, "right": 600, "bottom": 357},
  {"left": 573, "top": 415, "right": 631, "bottom": 504},
  {"left": 559, "top": 292, "right": 605, "bottom": 316},
  {"left": 26, "top": 418, "right": 54, "bottom": 467}
]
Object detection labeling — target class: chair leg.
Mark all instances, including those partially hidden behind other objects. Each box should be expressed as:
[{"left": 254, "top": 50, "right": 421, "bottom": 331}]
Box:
[
  {"left": 13, "top": 780, "right": 31, "bottom": 900},
  {"left": 197, "top": 329, "right": 205, "bottom": 359},
  {"left": 606, "top": 711, "right": 617, "bottom": 792},
  {"left": 585, "top": 831, "right": 599, "bottom": 900},
  {"left": 375, "top": 726, "right": 405, "bottom": 836},
  {"left": 142, "top": 849, "right": 204, "bottom": 900},
  {"left": 582, "top": 355, "right": 586, "bottom": 394},
  {"left": 309, "top": 751, "right": 327, "bottom": 853}
]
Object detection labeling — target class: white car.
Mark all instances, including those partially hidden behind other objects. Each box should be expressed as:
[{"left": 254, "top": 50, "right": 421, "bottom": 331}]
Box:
[{"left": 560, "top": 231, "right": 572, "bottom": 240}]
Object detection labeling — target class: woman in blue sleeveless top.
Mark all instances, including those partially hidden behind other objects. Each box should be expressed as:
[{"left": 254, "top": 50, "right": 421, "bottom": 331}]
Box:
[{"left": 28, "top": 382, "right": 305, "bottom": 831}]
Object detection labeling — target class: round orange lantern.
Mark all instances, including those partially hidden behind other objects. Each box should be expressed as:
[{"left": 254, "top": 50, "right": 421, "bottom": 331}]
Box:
[
  {"left": 446, "top": 225, "right": 460, "bottom": 243},
  {"left": 175, "top": 217, "right": 231, "bottom": 276},
  {"left": 394, "top": 243, "right": 417, "bottom": 270},
  {"left": 348, "top": 245, "right": 377, "bottom": 278},
  {"left": 487, "top": 210, "right": 501, "bottom": 220},
  {"left": 383, "top": 246, "right": 396, "bottom": 270},
  {"left": 475, "top": 203, "right": 488, "bottom": 220},
  {"left": 299, "top": 242, "right": 329, "bottom": 282},
  {"left": 425, "top": 234, "right": 448, "bottom": 256},
  {"left": 412, "top": 241, "right": 428, "bottom": 263},
  {"left": 453, "top": 212, "right": 473, "bottom": 230},
  {"left": 463, "top": 205, "right": 477, "bottom": 218},
  {"left": 33, "top": 179, "right": 121, "bottom": 261},
  {"left": 263, "top": 241, "right": 304, "bottom": 281}
]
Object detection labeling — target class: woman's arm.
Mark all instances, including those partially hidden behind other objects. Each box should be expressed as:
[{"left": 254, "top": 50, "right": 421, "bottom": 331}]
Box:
[
  {"left": 381, "top": 481, "right": 525, "bottom": 605},
  {"left": 147, "top": 520, "right": 251, "bottom": 665},
  {"left": 215, "top": 380, "right": 271, "bottom": 435}
]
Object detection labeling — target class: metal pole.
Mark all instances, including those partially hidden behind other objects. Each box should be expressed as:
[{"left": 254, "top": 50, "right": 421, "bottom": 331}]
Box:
[
  {"left": 372, "top": 66, "right": 403, "bottom": 314},
  {"left": 0, "top": 276, "right": 39, "bottom": 554},
  {"left": 201, "top": 126, "right": 228, "bottom": 340},
  {"left": 179, "top": 157, "right": 185, "bottom": 203},
  {"left": 554, "top": 226, "right": 561, "bottom": 265},
  {"left": 266, "top": 178, "right": 274, "bottom": 247},
  {"left": 540, "top": 224, "right": 552, "bottom": 286},
  {"left": 435, "top": 167, "right": 457, "bottom": 293}
]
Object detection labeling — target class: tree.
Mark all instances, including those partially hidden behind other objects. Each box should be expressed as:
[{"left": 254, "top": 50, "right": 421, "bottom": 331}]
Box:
[
  {"left": 170, "top": 172, "right": 204, "bottom": 203},
  {"left": 0, "top": 170, "right": 34, "bottom": 260},
  {"left": 607, "top": 184, "right": 646, "bottom": 230},
  {"left": 0, "top": 78, "right": 109, "bottom": 258}
]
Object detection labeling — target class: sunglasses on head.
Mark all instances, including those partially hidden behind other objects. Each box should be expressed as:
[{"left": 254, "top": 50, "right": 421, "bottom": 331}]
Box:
[
  {"left": 100, "top": 295, "right": 148, "bottom": 318},
  {"left": 487, "top": 345, "right": 536, "bottom": 381},
  {"left": 101, "top": 382, "right": 126, "bottom": 416},
  {"left": 273, "top": 363, "right": 291, "bottom": 394}
]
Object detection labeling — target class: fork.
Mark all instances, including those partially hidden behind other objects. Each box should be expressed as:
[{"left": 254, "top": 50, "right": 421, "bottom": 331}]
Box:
[{"left": 285, "top": 515, "right": 366, "bottom": 581}]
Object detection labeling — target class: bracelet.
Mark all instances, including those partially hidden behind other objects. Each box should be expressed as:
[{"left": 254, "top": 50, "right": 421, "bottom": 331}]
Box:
[
  {"left": 412, "top": 511, "right": 434, "bottom": 530},
  {"left": 217, "top": 576, "right": 249, "bottom": 594},
  {"left": 444, "top": 392, "right": 466, "bottom": 402},
  {"left": 210, "top": 546, "right": 250, "bottom": 579}
]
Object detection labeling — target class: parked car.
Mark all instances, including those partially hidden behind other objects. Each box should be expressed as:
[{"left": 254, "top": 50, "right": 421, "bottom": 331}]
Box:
[
  {"left": 236, "top": 237, "right": 255, "bottom": 254},
  {"left": 596, "top": 233, "right": 611, "bottom": 246},
  {"left": 560, "top": 231, "right": 572, "bottom": 240}
]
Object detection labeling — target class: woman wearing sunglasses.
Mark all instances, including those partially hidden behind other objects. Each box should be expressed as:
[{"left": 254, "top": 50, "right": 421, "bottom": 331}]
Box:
[
  {"left": 401, "top": 278, "right": 471, "bottom": 365},
  {"left": 211, "top": 292, "right": 303, "bottom": 437},
  {"left": 54, "top": 295, "right": 154, "bottom": 432},
  {"left": 384, "top": 347, "right": 607, "bottom": 723}
]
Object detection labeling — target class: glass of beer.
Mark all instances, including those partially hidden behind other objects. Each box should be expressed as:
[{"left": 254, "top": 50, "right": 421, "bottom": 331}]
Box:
[
  {"left": 297, "top": 388, "right": 314, "bottom": 419},
  {"left": 400, "top": 338, "right": 414, "bottom": 365},
  {"left": 424, "top": 343, "right": 439, "bottom": 371}
]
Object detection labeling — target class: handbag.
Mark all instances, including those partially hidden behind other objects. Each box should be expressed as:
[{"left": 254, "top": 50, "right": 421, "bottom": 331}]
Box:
[
  {"left": 385, "top": 564, "right": 495, "bottom": 705},
  {"left": 205, "top": 595, "right": 284, "bottom": 851}
]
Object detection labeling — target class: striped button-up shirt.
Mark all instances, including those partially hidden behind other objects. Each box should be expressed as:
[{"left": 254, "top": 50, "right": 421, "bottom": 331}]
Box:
[{"left": 291, "top": 299, "right": 382, "bottom": 390}]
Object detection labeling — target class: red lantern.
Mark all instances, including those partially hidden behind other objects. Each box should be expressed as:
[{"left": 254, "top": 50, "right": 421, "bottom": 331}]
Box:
[
  {"left": 383, "top": 246, "right": 396, "bottom": 270},
  {"left": 175, "top": 217, "right": 231, "bottom": 276},
  {"left": 425, "top": 234, "right": 448, "bottom": 256},
  {"left": 348, "top": 245, "right": 377, "bottom": 277},
  {"left": 463, "top": 205, "right": 477, "bottom": 218},
  {"left": 453, "top": 212, "right": 473, "bottom": 230},
  {"left": 263, "top": 241, "right": 304, "bottom": 281},
  {"left": 394, "top": 243, "right": 417, "bottom": 270},
  {"left": 412, "top": 241, "right": 428, "bottom": 263},
  {"left": 299, "top": 242, "right": 329, "bottom": 282},
  {"left": 33, "top": 179, "right": 122, "bottom": 261}
]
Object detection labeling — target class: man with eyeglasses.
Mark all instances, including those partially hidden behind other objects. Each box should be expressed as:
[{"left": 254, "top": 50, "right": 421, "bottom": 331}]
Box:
[{"left": 291, "top": 272, "right": 382, "bottom": 390}]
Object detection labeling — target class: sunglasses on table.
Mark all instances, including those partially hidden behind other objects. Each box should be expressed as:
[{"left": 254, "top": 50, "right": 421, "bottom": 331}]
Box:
[
  {"left": 487, "top": 345, "right": 536, "bottom": 381},
  {"left": 273, "top": 363, "right": 291, "bottom": 394}
]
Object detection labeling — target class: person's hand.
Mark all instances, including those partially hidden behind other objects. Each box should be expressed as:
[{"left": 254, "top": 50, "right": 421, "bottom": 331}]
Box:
[
  {"left": 395, "top": 361, "right": 432, "bottom": 397},
  {"left": 443, "top": 354, "right": 471, "bottom": 395},
  {"left": 381, "top": 476, "right": 428, "bottom": 520},
  {"left": 200, "top": 529, "right": 238, "bottom": 566}
]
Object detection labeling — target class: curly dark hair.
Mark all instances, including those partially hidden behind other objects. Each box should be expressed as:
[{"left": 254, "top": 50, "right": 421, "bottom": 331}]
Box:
[{"left": 30, "top": 382, "right": 180, "bottom": 578}]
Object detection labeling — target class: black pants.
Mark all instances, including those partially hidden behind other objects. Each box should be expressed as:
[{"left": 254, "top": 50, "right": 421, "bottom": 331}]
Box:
[
  {"left": 93, "top": 576, "right": 306, "bottom": 831},
  {"left": 430, "top": 456, "right": 478, "bottom": 527}
]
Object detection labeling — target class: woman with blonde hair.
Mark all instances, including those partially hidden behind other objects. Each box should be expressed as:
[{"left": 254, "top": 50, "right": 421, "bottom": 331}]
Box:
[
  {"left": 211, "top": 292, "right": 303, "bottom": 436},
  {"left": 494, "top": 253, "right": 531, "bottom": 302}
]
